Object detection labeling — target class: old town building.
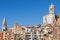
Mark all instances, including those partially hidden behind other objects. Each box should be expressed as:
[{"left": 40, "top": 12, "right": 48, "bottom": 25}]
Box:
[{"left": 0, "top": 31, "right": 3, "bottom": 40}]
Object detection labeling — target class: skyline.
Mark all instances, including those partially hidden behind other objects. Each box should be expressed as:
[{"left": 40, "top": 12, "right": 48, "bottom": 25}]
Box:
[{"left": 0, "top": 0, "right": 60, "bottom": 30}]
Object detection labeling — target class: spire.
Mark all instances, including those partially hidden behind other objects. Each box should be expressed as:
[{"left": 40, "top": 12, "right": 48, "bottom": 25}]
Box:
[
  {"left": 49, "top": 3, "right": 55, "bottom": 14},
  {"left": 50, "top": 3, "right": 54, "bottom": 8},
  {"left": 2, "top": 18, "right": 7, "bottom": 31},
  {"left": 2, "top": 18, "right": 6, "bottom": 24}
]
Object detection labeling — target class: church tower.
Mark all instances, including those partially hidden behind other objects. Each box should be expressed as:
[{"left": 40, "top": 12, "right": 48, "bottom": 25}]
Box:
[
  {"left": 43, "top": 3, "right": 55, "bottom": 25},
  {"left": 2, "top": 18, "right": 7, "bottom": 31},
  {"left": 49, "top": 3, "right": 55, "bottom": 14}
]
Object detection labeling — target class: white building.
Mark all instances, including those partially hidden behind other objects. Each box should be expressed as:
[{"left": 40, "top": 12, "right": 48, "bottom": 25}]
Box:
[{"left": 43, "top": 3, "right": 55, "bottom": 25}]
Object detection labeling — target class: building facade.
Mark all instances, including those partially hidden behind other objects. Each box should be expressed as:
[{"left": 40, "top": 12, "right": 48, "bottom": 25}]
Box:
[{"left": 0, "top": 32, "right": 3, "bottom": 40}]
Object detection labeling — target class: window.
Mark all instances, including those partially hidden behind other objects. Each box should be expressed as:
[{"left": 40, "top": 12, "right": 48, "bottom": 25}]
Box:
[{"left": 15, "top": 34, "right": 20, "bottom": 40}]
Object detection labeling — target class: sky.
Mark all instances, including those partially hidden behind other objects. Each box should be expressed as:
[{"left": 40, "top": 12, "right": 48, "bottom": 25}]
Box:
[{"left": 0, "top": 0, "right": 60, "bottom": 30}]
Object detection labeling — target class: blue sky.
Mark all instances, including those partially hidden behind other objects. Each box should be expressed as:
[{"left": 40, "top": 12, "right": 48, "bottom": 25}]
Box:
[{"left": 0, "top": 0, "right": 60, "bottom": 30}]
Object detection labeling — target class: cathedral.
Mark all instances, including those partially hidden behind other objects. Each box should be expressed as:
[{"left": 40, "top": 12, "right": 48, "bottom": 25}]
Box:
[
  {"left": 0, "top": 3, "right": 60, "bottom": 40},
  {"left": 43, "top": 3, "right": 55, "bottom": 25}
]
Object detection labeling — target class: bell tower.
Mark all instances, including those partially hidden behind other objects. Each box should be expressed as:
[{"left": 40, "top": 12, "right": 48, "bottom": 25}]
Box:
[
  {"left": 2, "top": 18, "right": 7, "bottom": 31},
  {"left": 49, "top": 3, "right": 55, "bottom": 14}
]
